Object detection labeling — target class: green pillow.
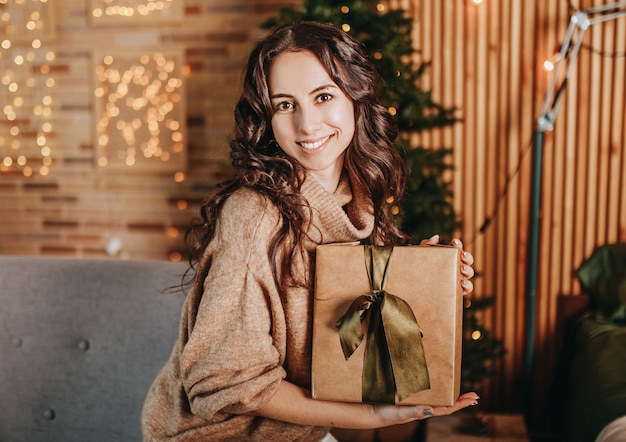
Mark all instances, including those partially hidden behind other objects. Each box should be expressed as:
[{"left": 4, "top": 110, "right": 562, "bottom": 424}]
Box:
[{"left": 576, "top": 243, "right": 626, "bottom": 323}]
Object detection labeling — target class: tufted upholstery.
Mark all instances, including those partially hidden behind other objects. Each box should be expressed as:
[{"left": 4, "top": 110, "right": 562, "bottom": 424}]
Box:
[{"left": 0, "top": 255, "right": 187, "bottom": 442}]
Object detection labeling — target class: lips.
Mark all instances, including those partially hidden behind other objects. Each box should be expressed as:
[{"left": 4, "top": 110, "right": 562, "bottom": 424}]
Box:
[{"left": 298, "top": 135, "right": 331, "bottom": 150}]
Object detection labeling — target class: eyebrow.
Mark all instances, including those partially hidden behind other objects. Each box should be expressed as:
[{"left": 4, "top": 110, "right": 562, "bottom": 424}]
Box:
[{"left": 270, "top": 84, "right": 338, "bottom": 100}]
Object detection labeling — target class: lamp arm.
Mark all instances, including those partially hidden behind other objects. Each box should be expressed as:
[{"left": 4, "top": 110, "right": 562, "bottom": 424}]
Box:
[
  {"left": 537, "top": 4, "right": 626, "bottom": 132},
  {"left": 588, "top": 9, "right": 626, "bottom": 25},
  {"left": 537, "top": 12, "right": 588, "bottom": 132},
  {"left": 584, "top": 1, "right": 626, "bottom": 15}
]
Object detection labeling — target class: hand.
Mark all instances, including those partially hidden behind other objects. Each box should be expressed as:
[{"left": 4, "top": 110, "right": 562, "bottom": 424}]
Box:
[
  {"left": 371, "top": 392, "right": 480, "bottom": 426},
  {"left": 420, "top": 234, "right": 475, "bottom": 295}
]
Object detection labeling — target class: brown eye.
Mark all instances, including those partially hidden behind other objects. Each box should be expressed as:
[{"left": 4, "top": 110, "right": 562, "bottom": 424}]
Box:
[
  {"left": 317, "top": 93, "right": 333, "bottom": 103},
  {"left": 275, "top": 101, "right": 294, "bottom": 112}
]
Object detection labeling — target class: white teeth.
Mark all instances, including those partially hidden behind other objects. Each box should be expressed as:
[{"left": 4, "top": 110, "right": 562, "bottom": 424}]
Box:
[{"left": 300, "top": 136, "right": 329, "bottom": 150}]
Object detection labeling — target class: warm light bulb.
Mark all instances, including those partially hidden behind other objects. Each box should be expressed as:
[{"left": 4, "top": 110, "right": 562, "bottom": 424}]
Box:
[
  {"left": 169, "top": 251, "right": 183, "bottom": 262},
  {"left": 543, "top": 53, "right": 561, "bottom": 72}
]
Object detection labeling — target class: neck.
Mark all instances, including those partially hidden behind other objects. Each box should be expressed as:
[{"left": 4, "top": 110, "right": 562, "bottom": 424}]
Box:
[{"left": 309, "top": 162, "right": 344, "bottom": 193}]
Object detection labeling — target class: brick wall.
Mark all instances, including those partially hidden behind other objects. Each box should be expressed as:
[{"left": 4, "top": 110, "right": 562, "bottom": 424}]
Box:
[{"left": 0, "top": 0, "right": 298, "bottom": 261}]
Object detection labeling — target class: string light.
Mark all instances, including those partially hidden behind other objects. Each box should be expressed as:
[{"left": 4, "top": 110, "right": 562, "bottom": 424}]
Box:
[
  {"left": 173, "top": 171, "right": 185, "bottom": 182},
  {"left": 95, "top": 52, "right": 184, "bottom": 170},
  {"left": 0, "top": 0, "right": 54, "bottom": 177},
  {"left": 543, "top": 53, "right": 562, "bottom": 71},
  {"left": 168, "top": 251, "right": 182, "bottom": 262},
  {"left": 91, "top": 0, "right": 176, "bottom": 19}
]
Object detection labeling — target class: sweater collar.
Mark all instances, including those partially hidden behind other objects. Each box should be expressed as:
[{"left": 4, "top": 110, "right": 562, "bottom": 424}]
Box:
[{"left": 300, "top": 172, "right": 375, "bottom": 245}]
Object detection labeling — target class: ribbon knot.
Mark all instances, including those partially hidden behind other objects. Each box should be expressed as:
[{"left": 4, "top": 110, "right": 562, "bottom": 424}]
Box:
[{"left": 335, "top": 245, "right": 431, "bottom": 403}]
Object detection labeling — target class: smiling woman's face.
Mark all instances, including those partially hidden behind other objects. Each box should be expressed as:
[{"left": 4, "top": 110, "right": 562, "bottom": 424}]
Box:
[{"left": 269, "top": 50, "right": 355, "bottom": 191}]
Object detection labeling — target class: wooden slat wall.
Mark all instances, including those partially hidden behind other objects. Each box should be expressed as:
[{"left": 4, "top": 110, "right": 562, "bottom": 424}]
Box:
[{"left": 398, "top": 0, "right": 626, "bottom": 418}]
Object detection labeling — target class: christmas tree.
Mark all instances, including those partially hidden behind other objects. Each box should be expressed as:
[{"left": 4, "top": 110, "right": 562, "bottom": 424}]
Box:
[
  {"left": 462, "top": 296, "right": 506, "bottom": 393},
  {"left": 264, "top": 0, "right": 504, "bottom": 402}
]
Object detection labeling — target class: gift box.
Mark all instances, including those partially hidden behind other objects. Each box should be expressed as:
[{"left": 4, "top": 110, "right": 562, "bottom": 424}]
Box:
[{"left": 311, "top": 243, "right": 463, "bottom": 406}]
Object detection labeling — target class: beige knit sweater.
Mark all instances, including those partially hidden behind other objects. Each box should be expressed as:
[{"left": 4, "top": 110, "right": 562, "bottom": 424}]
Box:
[{"left": 141, "top": 174, "right": 375, "bottom": 441}]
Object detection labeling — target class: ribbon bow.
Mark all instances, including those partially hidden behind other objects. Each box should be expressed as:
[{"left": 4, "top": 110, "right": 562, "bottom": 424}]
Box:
[{"left": 335, "top": 245, "right": 430, "bottom": 403}]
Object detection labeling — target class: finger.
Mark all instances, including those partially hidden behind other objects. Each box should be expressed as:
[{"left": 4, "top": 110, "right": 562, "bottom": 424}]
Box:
[
  {"left": 461, "top": 264, "right": 475, "bottom": 279},
  {"left": 462, "top": 279, "right": 474, "bottom": 295},
  {"left": 401, "top": 405, "right": 436, "bottom": 421},
  {"left": 377, "top": 404, "right": 435, "bottom": 423},
  {"left": 431, "top": 392, "right": 480, "bottom": 417},
  {"left": 418, "top": 406, "right": 435, "bottom": 420},
  {"left": 461, "top": 251, "right": 474, "bottom": 266},
  {"left": 450, "top": 239, "right": 475, "bottom": 266},
  {"left": 450, "top": 238, "right": 463, "bottom": 249},
  {"left": 454, "top": 392, "right": 480, "bottom": 410},
  {"left": 420, "top": 234, "right": 440, "bottom": 246}
]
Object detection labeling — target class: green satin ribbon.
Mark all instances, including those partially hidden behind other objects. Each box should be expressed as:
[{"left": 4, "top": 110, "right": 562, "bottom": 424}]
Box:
[{"left": 336, "top": 245, "right": 431, "bottom": 403}]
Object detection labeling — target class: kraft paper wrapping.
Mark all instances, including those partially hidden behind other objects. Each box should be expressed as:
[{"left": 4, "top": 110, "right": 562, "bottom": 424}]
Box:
[{"left": 311, "top": 243, "right": 463, "bottom": 406}]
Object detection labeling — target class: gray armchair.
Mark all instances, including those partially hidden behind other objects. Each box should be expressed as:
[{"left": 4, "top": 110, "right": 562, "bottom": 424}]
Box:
[{"left": 0, "top": 255, "right": 186, "bottom": 442}]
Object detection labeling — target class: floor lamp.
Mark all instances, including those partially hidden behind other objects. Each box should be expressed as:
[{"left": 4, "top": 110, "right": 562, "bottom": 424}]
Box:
[{"left": 526, "top": 0, "right": 626, "bottom": 417}]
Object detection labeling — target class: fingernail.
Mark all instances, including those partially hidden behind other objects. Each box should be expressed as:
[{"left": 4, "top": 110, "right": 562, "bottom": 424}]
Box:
[
  {"left": 424, "top": 409, "right": 434, "bottom": 416},
  {"left": 462, "top": 265, "right": 468, "bottom": 272},
  {"left": 463, "top": 251, "right": 469, "bottom": 259},
  {"left": 463, "top": 280, "right": 469, "bottom": 286},
  {"left": 429, "top": 234, "right": 439, "bottom": 241},
  {"left": 471, "top": 400, "right": 479, "bottom": 406},
  {"left": 453, "top": 239, "right": 461, "bottom": 246}
]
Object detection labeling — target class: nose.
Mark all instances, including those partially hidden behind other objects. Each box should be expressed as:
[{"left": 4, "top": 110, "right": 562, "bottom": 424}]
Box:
[{"left": 296, "top": 104, "right": 321, "bottom": 134}]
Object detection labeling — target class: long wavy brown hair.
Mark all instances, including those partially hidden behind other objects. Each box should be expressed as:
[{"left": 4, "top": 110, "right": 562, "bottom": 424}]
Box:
[{"left": 187, "top": 21, "right": 407, "bottom": 290}]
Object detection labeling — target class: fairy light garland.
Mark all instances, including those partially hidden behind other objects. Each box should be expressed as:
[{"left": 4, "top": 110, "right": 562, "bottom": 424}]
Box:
[
  {"left": 91, "top": 0, "right": 176, "bottom": 20},
  {"left": 94, "top": 52, "right": 184, "bottom": 170},
  {"left": 0, "top": 0, "right": 54, "bottom": 177}
]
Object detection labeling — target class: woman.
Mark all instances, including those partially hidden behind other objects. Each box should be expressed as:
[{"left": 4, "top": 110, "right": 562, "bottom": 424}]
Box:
[{"left": 142, "top": 21, "right": 478, "bottom": 441}]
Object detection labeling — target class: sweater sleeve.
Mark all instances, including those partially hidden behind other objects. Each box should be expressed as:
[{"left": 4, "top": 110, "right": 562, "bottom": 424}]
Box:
[{"left": 179, "top": 190, "right": 288, "bottom": 421}]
